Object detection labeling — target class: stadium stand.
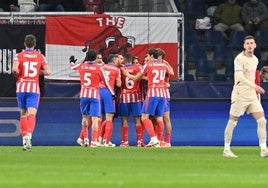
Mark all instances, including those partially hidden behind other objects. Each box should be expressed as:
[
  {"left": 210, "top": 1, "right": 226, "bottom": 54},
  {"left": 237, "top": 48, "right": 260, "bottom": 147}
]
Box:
[
  {"left": 195, "top": 59, "right": 209, "bottom": 81},
  {"left": 202, "top": 30, "right": 225, "bottom": 50},
  {"left": 213, "top": 45, "right": 234, "bottom": 69},
  {"left": 184, "top": 28, "right": 199, "bottom": 48},
  {"left": 228, "top": 30, "right": 247, "bottom": 50},
  {"left": 255, "top": 30, "right": 268, "bottom": 50},
  {"left": 185, "top": 44, "right": 207, "bottom": 70}
]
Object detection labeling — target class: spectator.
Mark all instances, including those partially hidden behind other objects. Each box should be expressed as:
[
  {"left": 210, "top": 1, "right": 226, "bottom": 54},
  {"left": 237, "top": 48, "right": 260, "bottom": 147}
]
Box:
[
  {"left": 213, "top": 0, "right": 244, "bottom": 41},
  {"left": 241, "top": 0, "right": 268, "bottom": 35},
  {"left": 83, "top": 0, "right": 105, "bottom": 14},
  {"left": 18, "top": 0, "right": 37, "bottom": 12},
  {"left": 237, "top": 0, "right": 248, "bottom": 6},
  {"left": 38, "top": 0, "right": 64, "bottom": 11},
  {"left": 205, "top": 0, "right": 225, "bottom": 16},
  {"left": 0, "top": 0, "right": 19, "bottom": 11}
]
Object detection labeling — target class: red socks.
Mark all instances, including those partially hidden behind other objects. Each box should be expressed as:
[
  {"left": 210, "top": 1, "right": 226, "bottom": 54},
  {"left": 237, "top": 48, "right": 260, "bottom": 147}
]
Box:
[
  {"left": 121, "top": 126, "right": 128, "bottom": 143},
  {"left": 165, "top": 132, "right": 171, "bottom": 143},
  {"left": 156, "top": 121, "right": 164, "bottom": 142},
  {"left": 135, "top": 125, "right": 143, "bottom": 141},
  {"left": 27, "top": 114, "right": 36, "bottom": 134},
  {"left": 104, "top": 120, "right": 113, "bottom": 143},
  {"left": 20, "top": 116, "right": 28, "bottom": 137},
  {"left": 142, "top": 118, "right": 156, "bottom": 137}
]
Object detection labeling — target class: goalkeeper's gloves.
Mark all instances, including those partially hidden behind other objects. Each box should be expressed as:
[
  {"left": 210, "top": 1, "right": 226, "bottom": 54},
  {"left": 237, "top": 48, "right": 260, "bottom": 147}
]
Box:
[{"left": 69, "top": 55, "right": 77, "bottom": 63}]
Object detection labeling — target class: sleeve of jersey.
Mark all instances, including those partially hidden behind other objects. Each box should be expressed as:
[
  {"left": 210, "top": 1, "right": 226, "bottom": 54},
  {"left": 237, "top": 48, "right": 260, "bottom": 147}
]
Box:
[
  {"left": 234, "top": 58, "right": 256, "bottom": 89},
  {"left": 70, "top": 62, "right": 81, "bottom": 70},
  {"left": 117, "top": 68, "right": 121, "bottom": 79},
  {"left": 41, "top": 54, "right": 48, "bottom": 66},
  {"left": 255, "top": 70, "right": 261, "bottom": 86}
]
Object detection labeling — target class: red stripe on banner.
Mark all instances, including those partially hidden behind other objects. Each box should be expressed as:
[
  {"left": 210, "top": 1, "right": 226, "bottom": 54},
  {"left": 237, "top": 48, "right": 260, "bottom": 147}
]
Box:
[
  {"left": 46, "top": 14, "right": 115, "bottom": 46},
  {"left": 45, "top": 15, "right": 179, "bottom": 80},
  {"left": 129, "top": 43, "right": 178, "bottom": 79}
]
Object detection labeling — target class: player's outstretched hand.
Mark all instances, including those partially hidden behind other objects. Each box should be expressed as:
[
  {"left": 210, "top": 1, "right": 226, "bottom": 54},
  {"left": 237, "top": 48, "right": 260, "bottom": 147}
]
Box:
[
  {"left": 256, "top": 85, "right": 265, "bottom": 94},
  {"left": 69, "top": 55, "right": 77, "bottom": 63}
]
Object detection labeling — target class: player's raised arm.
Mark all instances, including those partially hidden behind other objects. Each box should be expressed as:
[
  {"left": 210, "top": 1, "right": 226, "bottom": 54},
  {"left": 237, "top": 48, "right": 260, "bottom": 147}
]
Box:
[
  {"left": 69, "top": 55, "right": 83, "bottom": 70},
  {"left": 121, "top": 66, "right": 143, "bottom": 81}
]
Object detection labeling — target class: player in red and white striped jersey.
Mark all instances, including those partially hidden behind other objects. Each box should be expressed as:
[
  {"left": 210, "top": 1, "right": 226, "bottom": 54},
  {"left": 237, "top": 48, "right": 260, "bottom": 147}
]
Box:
[
  {"left": 98, "top": 54, "right": 122, "bottom": 147},
  {"left": 118, "top": 53, "right": 144, "bottom": 147},
  {"left": 70, "top": 50, "right": 114, "bottom": 147},
  {"left": 121, "top": 48, "right": 174, "bottom": 147},
  {"left": 12, "top": 34, "right": 51, "bottom": 151},
  {"left": 156, "top": 48, "right": 173, "bottom": 147}
]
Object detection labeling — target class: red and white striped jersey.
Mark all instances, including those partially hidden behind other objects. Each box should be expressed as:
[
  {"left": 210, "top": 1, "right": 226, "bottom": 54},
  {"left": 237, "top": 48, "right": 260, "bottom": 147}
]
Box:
[
  {"left": 142, "top": 59, "right": 170, "bottom": 98},
  {"left": 99, "top": 63, "right": 121, "bottom": 93},
  {"left": 14, "top": 49, "right": 48, "bottom": 94},
  {"left": 120, "top": 63, "right": 142, "bottom": 103},
  {"left": 164, "top": 68, "right": 171, "bottom": 99},
  {"left": 71, "top": 61, "right": 107, "bottom": 98}
]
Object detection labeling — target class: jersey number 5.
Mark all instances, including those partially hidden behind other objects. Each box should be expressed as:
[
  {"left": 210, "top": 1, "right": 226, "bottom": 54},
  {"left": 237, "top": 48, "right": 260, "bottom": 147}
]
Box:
[{"left": 84, "top": 72, "right": 92, "bottom": 86}]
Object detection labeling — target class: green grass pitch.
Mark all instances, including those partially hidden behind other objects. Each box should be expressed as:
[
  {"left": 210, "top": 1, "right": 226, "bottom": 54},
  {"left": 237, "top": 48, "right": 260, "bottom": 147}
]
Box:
[{"left": 0, "top": 146, "right": 267, "bottom": 188}]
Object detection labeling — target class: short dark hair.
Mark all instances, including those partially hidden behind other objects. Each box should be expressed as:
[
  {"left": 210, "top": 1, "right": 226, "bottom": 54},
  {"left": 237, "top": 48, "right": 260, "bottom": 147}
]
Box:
[
  {"left": 24, "top": 34, "right": 36, "bottom": 48},
  {"left": 107, "top": 53, "right": 119, "bottom": 63},
  {"left": 132, "top": 56, "right": 139, "bottom": 61},
  {"left": 156, "top": 48, "right": 166, "bottom": 59},
  {"left": 124, "top": 53, "right": 132, "bottom": 63},
  {"left": 85, "top": 49, "right": 97, "bottom": 61},
  {"left": 147, "top": 48, "right": 158, "bottom": 59},
  {"left": 244, "top": 35, "right": 255, "bottom": 42}
]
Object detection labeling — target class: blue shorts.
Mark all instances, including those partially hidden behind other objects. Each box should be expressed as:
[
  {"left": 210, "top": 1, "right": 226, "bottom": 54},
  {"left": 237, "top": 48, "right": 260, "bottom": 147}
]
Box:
[
  {"left": 142, "top": 97, "right": 165, "bottom": 117},
  {"left": 164, "top": 98, "right": 170, "bottom": 112},
  {"left": 118, "top": 102, "right": 142, "bottom": 117},
  {"left": 80, "top": 97, "right": 101, "bottom": 117},
  {"left": 16, "top": 92, "right": 40, "bottom": 109},
  {"left": 100, "top": 88, "right": 115, "bottom": 114}
]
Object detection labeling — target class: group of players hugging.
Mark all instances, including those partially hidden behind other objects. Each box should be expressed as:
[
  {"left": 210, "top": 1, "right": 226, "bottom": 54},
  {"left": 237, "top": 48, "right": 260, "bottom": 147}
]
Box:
[{"left": 69, "top": 47, "right": 174, "bottom": 148}]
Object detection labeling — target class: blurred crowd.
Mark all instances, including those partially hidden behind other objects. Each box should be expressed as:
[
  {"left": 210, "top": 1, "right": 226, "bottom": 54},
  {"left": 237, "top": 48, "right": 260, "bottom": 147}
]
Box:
[
  {"left": 0, "top": 0, "right": 106, "bottom": 13},
  {"left": 180, "top": 0, "right": 268, "bottom": 39}
]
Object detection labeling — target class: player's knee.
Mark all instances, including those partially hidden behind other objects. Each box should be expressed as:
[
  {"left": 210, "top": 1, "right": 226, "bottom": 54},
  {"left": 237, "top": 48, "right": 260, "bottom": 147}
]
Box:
[
  {"left": 257, "top": 117, "right": 267, "bottom": 127},
  {"left": 163, "top": 115, "right": 170, "bottom": 122},
  {"left": 228, "top": 119, "right": 238, "bottom": 128},
  {"left": 81, "top": 120, "right": 88, "bottom": 127}
]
